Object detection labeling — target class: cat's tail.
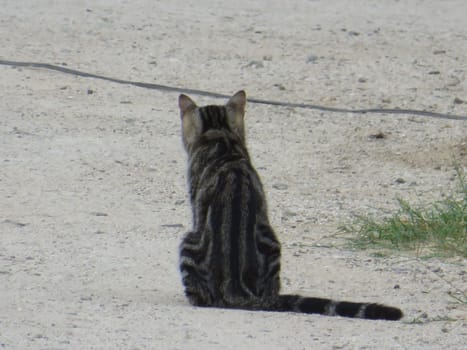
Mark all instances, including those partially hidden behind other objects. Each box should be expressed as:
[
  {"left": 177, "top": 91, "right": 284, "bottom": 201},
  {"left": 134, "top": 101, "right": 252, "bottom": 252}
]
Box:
[
  {"left": 273, "top": 294, "right": 403, "bottom": 321},
  {"left": 228, "top": 294, "right": 403, "bottom": 321}
]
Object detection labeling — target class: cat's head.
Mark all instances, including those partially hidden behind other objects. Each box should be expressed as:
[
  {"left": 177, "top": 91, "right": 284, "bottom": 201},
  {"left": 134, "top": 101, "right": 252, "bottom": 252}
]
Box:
[{"left": 178, "top": 91, "right": 247, "bottom": 152}]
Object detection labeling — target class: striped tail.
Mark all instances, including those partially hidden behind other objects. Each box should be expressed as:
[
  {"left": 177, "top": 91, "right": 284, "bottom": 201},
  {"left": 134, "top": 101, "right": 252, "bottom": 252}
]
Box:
[
  {"left": 223, "top": 295, "right": 403, "bottom": 321},
  {"left": 273, "top": 295, "right": 403, "bottom": 321}
]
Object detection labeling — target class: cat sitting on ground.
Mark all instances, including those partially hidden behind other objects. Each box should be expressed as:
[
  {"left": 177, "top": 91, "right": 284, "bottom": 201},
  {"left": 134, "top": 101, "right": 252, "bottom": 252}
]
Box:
[{"left": 177, "top": 90, "right": 402, "bottom": 321}]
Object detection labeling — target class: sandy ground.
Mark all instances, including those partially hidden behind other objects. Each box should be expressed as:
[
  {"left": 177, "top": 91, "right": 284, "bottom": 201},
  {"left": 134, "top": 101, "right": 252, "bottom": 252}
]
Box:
[{"left": 1, "top": 1, "right": 466, "bottom": 349}]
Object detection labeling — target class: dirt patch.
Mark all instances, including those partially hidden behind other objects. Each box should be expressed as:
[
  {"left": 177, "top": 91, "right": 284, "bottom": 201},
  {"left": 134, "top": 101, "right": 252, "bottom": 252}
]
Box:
[{"left": 1, "top": 1, "right": 466, "bottom": 349}]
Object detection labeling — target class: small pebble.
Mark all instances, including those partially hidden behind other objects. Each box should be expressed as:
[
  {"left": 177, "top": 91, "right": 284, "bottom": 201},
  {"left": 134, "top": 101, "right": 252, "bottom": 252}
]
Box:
[
  {"left": 273, "top": 83, "right": 286, "bottom": 91},
  {"left": 369, "top": 131, "right": 386, "bottom": 139},
  {"left": 307, "top": 54, "right": 318, "bottom": 63},
  {"left": 246, "top": 60, "right": 264, "bottom": 68},
  {"left": 3, "top": 219, "right": 27, "bottom": 227},
  {"left": 273, "top": 183, "right": 288, "bottom": 190},
  {"left": 446, "top": 76, "right": 461, "bottom": 87},
  {"left": 161, "top": 223, "right": 184, "bottom": 228},
  {"left": 91, "top": 212, "right": 108, "bottom": 216}
]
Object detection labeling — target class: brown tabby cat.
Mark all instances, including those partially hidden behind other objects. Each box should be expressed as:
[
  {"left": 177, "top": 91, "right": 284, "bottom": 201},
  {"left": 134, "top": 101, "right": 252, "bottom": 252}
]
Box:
[{"left": 178, "top": 90, "right": 402, "bottom": 320}]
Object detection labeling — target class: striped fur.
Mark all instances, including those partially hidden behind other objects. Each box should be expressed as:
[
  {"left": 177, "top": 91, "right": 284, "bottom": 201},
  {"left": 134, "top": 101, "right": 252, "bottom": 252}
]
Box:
[{"left": 178, "top": 91, "right": 403, "bottom": 321}]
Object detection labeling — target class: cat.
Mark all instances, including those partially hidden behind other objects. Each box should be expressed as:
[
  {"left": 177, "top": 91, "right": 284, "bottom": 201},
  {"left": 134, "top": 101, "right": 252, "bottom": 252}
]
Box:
[{"left": 178, "top": 90, "right": 403, "bottom": 321}]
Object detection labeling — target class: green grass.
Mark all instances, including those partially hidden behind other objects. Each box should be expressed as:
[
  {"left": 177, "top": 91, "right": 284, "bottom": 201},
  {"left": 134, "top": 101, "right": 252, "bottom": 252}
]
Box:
[{"left": 341, "top": 167, "right": 467, "bottom": 258}]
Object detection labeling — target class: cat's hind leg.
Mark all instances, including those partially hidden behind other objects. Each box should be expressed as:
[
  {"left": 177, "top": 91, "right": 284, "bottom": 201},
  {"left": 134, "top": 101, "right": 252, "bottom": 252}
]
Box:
[
  {"left": 256, "top": 224, "right": 282, "bottom": 297},
  {"left": 179, "top": 231, "right": 213, "bottom": 306}
]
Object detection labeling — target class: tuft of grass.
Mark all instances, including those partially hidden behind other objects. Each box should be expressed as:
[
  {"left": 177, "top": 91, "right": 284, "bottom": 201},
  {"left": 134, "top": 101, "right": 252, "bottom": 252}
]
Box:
[{"left": 341, "top": 167, "right": 466, "bottom": 258}]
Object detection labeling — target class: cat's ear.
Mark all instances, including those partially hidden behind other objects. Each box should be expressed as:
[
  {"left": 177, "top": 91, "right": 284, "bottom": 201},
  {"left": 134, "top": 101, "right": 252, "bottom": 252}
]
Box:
[
  {"left": 226, "top": 90, "right": 246, "bottom": 116},
  {"left": 179, "top": 94, "right": 200, "bottom": 152},
  {"left": 179, "top": 94, "right": 197, "bottom": 116},
  {"left": 226, "top": 90, "right": 247, "bottom": 140}
]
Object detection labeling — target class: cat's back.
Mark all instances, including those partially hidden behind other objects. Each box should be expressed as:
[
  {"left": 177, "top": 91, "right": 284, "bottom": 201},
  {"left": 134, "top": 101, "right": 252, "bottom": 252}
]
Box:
[{"left": 197, "top": 149, "right": 264, "bottom": 209}]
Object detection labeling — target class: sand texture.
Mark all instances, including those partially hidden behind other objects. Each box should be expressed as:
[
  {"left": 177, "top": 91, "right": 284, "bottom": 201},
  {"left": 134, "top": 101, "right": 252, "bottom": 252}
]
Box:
[{"left": 1, "top": 1, "right": 466, "bottom": 349}]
